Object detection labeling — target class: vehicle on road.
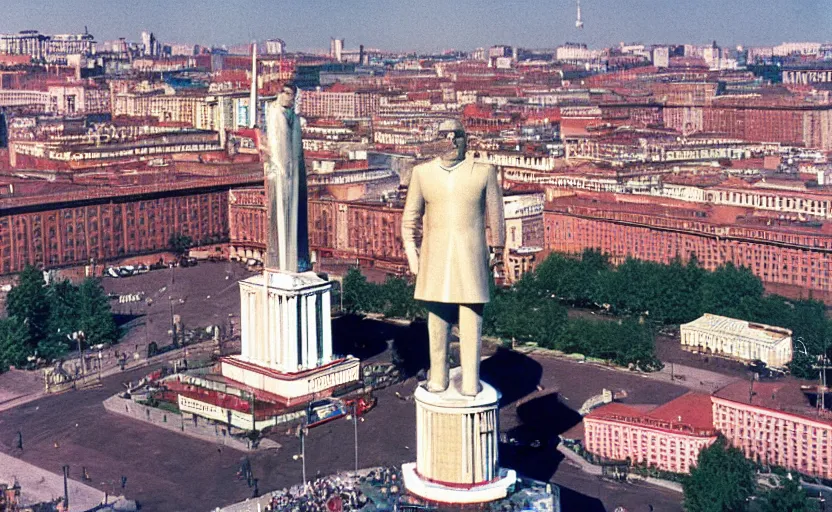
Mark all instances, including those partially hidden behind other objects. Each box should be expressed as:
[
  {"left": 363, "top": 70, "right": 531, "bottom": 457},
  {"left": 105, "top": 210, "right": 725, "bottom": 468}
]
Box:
[{"left": 306, "top": 395, "right": 375, "bottom": 428}]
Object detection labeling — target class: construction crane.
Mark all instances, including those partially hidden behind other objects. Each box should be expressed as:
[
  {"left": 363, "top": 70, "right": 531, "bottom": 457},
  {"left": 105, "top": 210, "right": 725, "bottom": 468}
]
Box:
[{"left": 576, "top": 0, "right": 584, "bottom": 29}]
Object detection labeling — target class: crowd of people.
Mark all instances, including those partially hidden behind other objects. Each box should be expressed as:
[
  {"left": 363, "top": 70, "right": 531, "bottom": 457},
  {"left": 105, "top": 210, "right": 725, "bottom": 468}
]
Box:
[{"left": 265, "top": 474, "right": 369, "bottom": 512}]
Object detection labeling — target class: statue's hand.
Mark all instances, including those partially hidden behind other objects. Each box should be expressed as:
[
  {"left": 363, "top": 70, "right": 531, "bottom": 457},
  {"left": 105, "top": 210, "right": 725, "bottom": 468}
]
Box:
[
  {"left": 405, "top": 246, "right": 419, "bottom": 276},
  {"left": 491, "top": 247, "right": 505, "bottom": 284}
]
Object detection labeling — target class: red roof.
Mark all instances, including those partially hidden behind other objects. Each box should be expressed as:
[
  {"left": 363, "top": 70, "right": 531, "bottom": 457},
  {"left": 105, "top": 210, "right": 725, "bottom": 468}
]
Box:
[
  {"left": 648, "top": 392, "right": 716, "bottom": 431},
  {"left": 586, "top": 392, "right": 716, "bottom": 436},
  {"left": 713, "top": 380, "right": 832, "bottom": 426}
]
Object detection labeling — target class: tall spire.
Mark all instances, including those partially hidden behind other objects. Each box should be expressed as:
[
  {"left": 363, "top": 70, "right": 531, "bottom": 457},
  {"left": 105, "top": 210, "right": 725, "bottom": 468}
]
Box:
[{"left": 249, "top": 41, "right": 257, "bottom": 128}]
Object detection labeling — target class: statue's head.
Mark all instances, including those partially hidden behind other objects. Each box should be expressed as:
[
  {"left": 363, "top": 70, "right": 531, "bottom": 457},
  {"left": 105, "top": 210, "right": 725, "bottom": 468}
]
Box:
[
  {"left": 278, "top": 81, "right": 298, "bottom": 109},
  {"left": 436, "top": 118, "right": 466, "bottom": 163}
]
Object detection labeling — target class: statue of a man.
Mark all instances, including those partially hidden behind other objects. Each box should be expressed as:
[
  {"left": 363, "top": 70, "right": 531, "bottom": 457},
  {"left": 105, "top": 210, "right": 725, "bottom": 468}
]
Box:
[
  {"left": 401, "top": 119, "right": 505, "bottom": 397},
  {"left": 262, "top": 81, "right": 310, "bottom": 273}
]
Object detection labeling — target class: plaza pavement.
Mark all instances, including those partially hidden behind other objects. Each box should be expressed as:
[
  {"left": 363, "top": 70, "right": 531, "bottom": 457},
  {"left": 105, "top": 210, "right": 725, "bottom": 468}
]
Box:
[{"left": 0, "top": 451, "right": 110, "bottom": 512}]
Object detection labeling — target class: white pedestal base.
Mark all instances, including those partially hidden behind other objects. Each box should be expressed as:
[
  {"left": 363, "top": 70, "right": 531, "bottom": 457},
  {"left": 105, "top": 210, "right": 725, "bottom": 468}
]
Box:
[
  {"left": 402, "top": 463, "right": 517, "bottom": 504},
  {"left": 238, "top": 270, "right": 336, "bottom": 372},
  {"left": 220, "top": 355, "right": 360, "bottom": 405},
  {"left": 403, "top": 369, "right": 517, "bottom": 504},
  {"left": 222, "top": 268, "right": 360, "bottom": 403}
]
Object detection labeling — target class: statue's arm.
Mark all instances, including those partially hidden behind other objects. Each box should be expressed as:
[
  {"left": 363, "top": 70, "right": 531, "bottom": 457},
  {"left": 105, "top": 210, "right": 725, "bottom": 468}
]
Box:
[
  {"left": 265, "top": 103, "right": 280, "bottom": 168},
  {"left": 485, "top": 164, "right": 506, "bottom": 277},
  {"left": 485, "top": 164, "right": 505, "bottom": 249},
  {"left": 401, "top": 166, "right": 425, "bottom": 275}
]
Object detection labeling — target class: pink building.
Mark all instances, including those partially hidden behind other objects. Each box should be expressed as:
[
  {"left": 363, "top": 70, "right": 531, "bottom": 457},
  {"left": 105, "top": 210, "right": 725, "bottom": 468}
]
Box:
[
  {"left": 713, "top": 380, "right": 832, "bottom": 479},
  {"left": 584, "top": 393, "right": 717, "bottom": 474}
]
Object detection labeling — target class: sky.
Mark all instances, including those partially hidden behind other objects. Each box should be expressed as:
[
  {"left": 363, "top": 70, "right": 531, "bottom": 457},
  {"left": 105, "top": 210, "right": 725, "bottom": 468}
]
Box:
[{"left": 2, "top": 0, "right": 831, "bottom": 53}]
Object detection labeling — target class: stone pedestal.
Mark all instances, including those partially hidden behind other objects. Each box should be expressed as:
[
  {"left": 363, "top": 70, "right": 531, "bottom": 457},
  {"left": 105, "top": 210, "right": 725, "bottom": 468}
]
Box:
[
  {"left": 402, "top": 370, "right": 516, "bottom": 504},
  {"left": 221, "top": 269, "right": 359, "bottom": 403}
]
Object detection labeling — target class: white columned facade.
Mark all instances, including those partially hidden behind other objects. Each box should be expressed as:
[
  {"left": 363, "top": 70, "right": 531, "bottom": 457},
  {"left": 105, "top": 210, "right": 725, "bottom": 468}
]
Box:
[
  {"left": 321, "top": 292, "right": 332, "bottom": 362},
  {"left": 402, "top": 368, "right": 516, "bottom": 504},
  {"left": 222, "top": 269, "right": 361, "bottom": 403}
]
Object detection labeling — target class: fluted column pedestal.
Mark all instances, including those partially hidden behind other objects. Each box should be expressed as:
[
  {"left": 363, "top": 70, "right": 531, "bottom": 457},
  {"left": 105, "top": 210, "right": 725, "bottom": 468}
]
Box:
[
  {"left": 220, "top": 269, "right": 359, "bottom": 405},
  {"left": 402, "top": 369, "right": 516, "bottom": 504}
]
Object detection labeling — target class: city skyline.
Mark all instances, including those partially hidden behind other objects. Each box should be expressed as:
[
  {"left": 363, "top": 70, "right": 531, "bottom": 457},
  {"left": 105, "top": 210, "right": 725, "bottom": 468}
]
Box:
[{"left": 2, "top": 0, "right": 831, "bottom": 53}]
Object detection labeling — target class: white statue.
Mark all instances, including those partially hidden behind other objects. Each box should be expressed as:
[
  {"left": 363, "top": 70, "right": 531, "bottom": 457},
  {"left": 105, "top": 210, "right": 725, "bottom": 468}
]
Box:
[{"left": 262, "top": 82, "right": 310, "bottom": 273}]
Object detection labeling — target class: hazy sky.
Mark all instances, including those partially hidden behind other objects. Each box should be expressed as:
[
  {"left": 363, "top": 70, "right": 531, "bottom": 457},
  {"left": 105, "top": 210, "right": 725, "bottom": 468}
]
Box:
[{"left": 3, "top": 0, "right": 830, "bottom": 53}]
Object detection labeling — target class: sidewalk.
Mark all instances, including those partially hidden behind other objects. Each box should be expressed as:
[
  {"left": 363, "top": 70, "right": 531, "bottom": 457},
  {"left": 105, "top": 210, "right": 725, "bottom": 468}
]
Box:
[
  {"left": 556, "top": 444, "right": 683, "bottom": 494},
  {"left": 518, "top": 345, "right": 739, "bottom": 393},
  {"left": 0, "top": 340, "right": 218, "bottom": 414},
  {"left": 0, "top": 451, "right": 108, "bottom": 512},
  {"left": 556, "top": 444, "right": 601, "bottom": 475}
]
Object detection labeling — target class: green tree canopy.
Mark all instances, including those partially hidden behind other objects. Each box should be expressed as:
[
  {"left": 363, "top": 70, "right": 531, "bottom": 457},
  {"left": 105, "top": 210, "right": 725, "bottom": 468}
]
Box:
[
  {"left": 0, "top": 317, "right": 30, "bottom": 372},
  {"left": 760, "top": 475, "right": 818, "bottom": 512},
  {"left": 1, "top": 272, "right": 120, "bottom": 372},
  {"left": 683, "top": 438, "right": 756, "bottom": 512},
  {"left": 168, "top": 233, "right": 193, "bottom": 255},
  {"left": 6, "top": 265, "right": 49, "bottom": 348}
]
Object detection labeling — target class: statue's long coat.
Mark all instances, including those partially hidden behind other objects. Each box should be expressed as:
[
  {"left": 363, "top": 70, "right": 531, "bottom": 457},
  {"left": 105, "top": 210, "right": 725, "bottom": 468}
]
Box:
[
  {"left": 264, "top": 101, "right": 309, "bottom": 272},
  {"left": 401, "top": 156, "right": 505, "bottom": 304}
]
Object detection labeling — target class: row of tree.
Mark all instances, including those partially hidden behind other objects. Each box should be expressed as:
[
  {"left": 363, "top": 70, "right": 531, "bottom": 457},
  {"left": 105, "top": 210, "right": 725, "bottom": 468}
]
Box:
[
  {"left": 684, "top": 438, "right": 818, "bottom": 512},
  {"left": 340, "top": 266, "right": 661, "bottom": 371},
  {"left": 0, "top": 266, "right": 119, "bottom": 372},
  {"left": 527, "top": 250, "right": 829, "bottom": 378},
  {"left": 341, "top": 249, "right": 832, "bottom": 374}
]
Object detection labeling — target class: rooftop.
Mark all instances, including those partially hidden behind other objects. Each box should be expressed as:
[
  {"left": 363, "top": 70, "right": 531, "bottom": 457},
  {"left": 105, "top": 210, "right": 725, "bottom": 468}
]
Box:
[
  {"left": 713, "top": 380, "right": 832, "bottom": 427},
  {"left": 682, "top": 313, "right": 792, "bottom": 343},
  {"left": 586, "top": 392, "right": 716, "bottom": 436}
]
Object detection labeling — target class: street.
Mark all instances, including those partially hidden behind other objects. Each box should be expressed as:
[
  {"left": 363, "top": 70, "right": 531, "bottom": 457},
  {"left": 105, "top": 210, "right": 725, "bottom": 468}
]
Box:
[
  {"left": 0, "top": 263, "right": 705, "bottom": 511},
  {"left": 0, "top": 342, "right": 693, "bottom": 511}
]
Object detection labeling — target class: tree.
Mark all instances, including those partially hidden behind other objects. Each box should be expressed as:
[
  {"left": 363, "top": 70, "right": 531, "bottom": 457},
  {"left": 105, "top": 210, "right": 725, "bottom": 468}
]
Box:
[
  {"left": 168, "top": 233, "right": 193, "bottom": 256},
  {"left": 760, "top": 475, "right": 818, "bottom": 512},
  {"left": 74, "top": 279, "right": 119, "bottom": 348},
  {"left": 700, "top": 263, "right": 764, "bottom": 318},
  {"left": 341, "top": 267, "right": 372, "bottom": 314},
  {"left": 5, "top": 265, "right": 49, "bottom": 348},
  {"left": 378, "top": 276, "right": 424, "bottom": 319},
  {"left": 683, "top": 438, "right": 756, "bottom": 512},
  {"left": 44, "top": 279, "right": 79, "bottom": 349},
  {"left": 0, "top": 317, "right": 31, "bottom": 372}
]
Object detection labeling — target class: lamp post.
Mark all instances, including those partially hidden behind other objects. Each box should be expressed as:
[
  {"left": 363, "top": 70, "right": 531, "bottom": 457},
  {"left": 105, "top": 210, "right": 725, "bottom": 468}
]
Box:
[
  {"left": 292, "top": 422, "right": 308, "bottom": 488},
  {"left": 69, "top": 331, "right": 85, "bottom": 377},
  {"left": 62, "top": 464, "right": 70, "bottom": 509},
  {"left": 346, "top": 403, "right": 359, "bottom": 472},
  {"left": 168, "top": 296, "right": 176, "bottom": 347}
]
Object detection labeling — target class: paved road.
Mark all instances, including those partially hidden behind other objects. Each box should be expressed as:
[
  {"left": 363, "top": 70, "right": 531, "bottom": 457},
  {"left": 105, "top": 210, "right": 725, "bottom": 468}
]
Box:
[
  {"left": 0, "top": 451, "right": 110, "bottom": 512},
  {"left": 0, "top": 342, "right": 692, "bottom": 512}
]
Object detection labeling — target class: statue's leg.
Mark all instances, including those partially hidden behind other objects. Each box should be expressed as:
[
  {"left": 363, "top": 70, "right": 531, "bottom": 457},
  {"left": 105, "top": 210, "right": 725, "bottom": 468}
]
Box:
[
  {"left": 425, "top": 302, "right": 453, "bottom": 393},
  {"left": 459, "top": 303, "right": 484, "bottom": 397}
]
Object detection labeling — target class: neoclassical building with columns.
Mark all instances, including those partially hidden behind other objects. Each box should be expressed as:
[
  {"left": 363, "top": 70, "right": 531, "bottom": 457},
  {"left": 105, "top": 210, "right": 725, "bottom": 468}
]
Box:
[{"left": 680, "top": 313, "right": 793, "bottom": 369}]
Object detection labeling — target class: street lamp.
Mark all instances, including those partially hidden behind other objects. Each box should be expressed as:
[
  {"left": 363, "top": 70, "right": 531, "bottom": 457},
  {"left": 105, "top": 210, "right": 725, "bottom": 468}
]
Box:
[
  {"left": 293, "top": 422, "right": 308, "bottom": 488},
  {"left": 345, "top": 403, "right": 361, "bottom": 472},
  {"left": 69, "top": 331, "right": 85, "bottom": 377},
  {"left": 168, "top": 296, "right": 176, "bottom": 347},
  {"left": 62, "top": 465, "right": 70, "bottom": 509}
]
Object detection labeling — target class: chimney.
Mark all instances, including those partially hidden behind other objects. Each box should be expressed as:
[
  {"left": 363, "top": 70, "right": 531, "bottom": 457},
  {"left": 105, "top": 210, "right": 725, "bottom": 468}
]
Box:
[{"left": 249, "top": 41, "right": 257, "bottom": 128}]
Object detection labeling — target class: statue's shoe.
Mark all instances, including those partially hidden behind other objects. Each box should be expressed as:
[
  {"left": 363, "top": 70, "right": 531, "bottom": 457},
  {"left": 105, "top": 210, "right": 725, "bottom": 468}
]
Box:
[{"left": 424, "top": 381, "right": 449, "bottom": 393}]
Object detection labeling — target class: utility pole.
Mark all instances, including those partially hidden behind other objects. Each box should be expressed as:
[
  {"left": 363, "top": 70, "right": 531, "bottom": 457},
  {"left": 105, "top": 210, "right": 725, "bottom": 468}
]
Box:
[
  {"left": 75, "top": 332, "right": 84, "bottom": 376},
  {"left": 352, "top": 403, "right": 359, "bottom": 472},
  {"left": 169, "top": 296, "right": 176, "bottom": 347},
  {"left": 250, "top": 392, "right": 256, "bottom": 433},
  {"left": 301, "top": 424, "right": 307, "bottom": 485},
  {"left": 62, "top": 465, "right": 70, "bottom": 509}
]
